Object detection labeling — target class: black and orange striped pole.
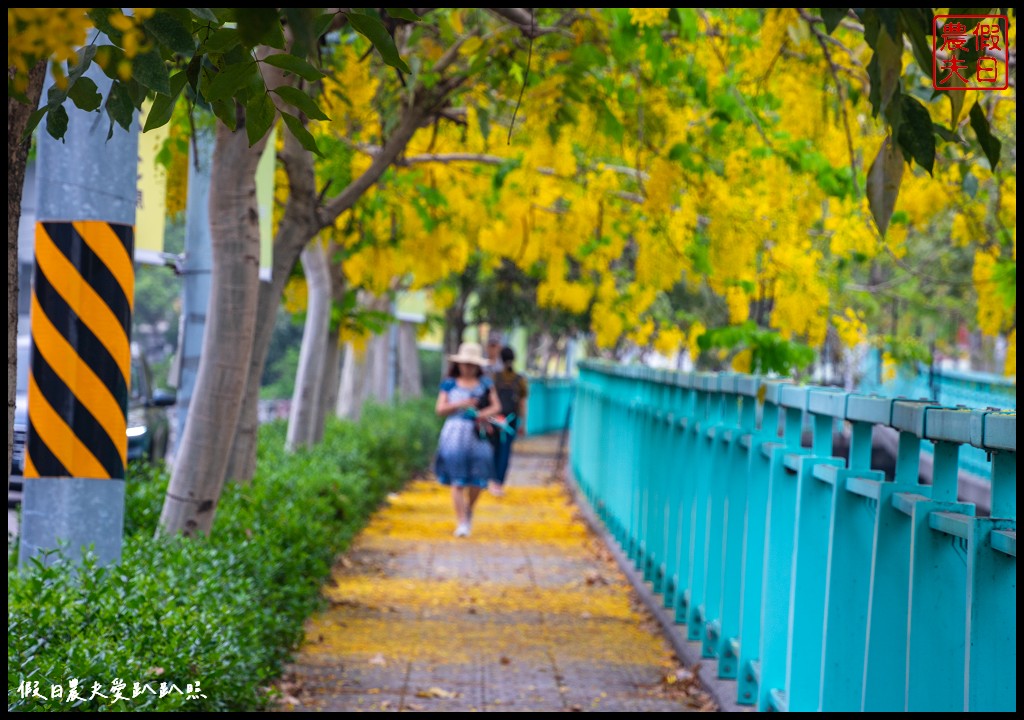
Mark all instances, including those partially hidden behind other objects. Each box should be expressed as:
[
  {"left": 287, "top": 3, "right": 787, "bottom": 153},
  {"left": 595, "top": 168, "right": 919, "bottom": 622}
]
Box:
[{"left": 18, "top": 64, "right": 139, "bottom": 568}]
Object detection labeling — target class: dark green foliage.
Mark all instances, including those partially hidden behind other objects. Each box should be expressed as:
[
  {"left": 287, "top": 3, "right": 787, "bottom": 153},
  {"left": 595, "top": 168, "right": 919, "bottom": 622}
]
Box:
[{"left": 8, "top": 399, "right": 441, "bottom": 712}]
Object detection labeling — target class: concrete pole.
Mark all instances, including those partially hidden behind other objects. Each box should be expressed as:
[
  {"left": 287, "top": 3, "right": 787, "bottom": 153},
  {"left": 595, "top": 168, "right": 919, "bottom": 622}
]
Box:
[
  {"left": 19, "top": 64, "right": 139, "bottom": 568},
  {"left": 173, "top": 126, "right": 215, "bottom": 446}
]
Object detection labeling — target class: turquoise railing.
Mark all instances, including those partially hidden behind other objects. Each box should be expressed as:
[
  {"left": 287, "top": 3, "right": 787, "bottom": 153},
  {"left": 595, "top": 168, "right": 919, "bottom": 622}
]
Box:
[
  {"left": 857, "top": 349, "right": 1016, "bottom": 479},
  {"left": 524, "top": 375, "right": 575, "bottom": 436},
  {"left": 570, "top": 360, "right": 1016, "bottom": 712}
]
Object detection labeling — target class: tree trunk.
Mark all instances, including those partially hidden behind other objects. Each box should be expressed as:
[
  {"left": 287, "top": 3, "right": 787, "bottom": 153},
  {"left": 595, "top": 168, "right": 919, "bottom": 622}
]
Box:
[
  {"left": 313, "top": 240, "right": 346, "bottom": 443},
  {"left": 336, "top": 341, "right": 368, "bottom": 420},
  {"left": 397, "top": 320, "right": 422, "bottom": 399},
  {"left": 366, "top": 330, "right": 391, "bottom": 404},
  {"left": 443, "top": 297, "right": 467, "bottom": 356},
  {"left": 314, "top": 323, "right": 342, "bottom": 443},
  {"left": 159, "top": 120, "right": 269, "bottom": 537},
  {"left": 226, "top": 91, "right": 437, "bottom": 482},
  {"left": 8, "top": 61, "right": 46, "bottom": 486},
  {"left": 286, "top": 242, "right": 330, "bottom": 451},
  {"left": 224, "top": 131, "right": 318, "bottom": 482}
]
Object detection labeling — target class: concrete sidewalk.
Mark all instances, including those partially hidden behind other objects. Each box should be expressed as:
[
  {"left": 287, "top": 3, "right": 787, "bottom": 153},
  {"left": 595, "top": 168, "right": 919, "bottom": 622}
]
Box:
[{"left": 274, "top": 433, "right": 718, "bottom": 713}]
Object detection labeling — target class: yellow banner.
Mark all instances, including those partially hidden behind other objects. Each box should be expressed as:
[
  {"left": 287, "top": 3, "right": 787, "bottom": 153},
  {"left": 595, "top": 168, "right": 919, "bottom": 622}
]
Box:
[
  {"left": 135, "top": 100, "right": 169, "bottom": 265},
  {"left": 255, "top": 126, "right": 276, "bottom": 281}
]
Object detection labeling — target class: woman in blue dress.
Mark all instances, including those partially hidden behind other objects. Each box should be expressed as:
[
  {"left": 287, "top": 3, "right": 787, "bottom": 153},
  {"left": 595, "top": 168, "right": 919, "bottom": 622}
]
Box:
[{"left": 434, "top": 342, "right": 502, "bottom": 537}]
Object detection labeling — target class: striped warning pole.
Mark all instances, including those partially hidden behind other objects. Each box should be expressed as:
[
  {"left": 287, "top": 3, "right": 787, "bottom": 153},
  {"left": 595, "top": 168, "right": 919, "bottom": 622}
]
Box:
[{"left": 18, "top": 63, "right": 139, "bottom": 569}]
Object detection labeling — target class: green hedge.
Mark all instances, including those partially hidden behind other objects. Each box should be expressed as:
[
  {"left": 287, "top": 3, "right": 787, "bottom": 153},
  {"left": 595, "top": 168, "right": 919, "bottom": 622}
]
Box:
[{"left": 8, "top": 399, "right": 441, "bottom": 712}]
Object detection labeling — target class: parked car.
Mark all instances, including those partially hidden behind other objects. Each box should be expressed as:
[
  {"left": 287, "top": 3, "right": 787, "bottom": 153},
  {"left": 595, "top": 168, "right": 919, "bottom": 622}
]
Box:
[{"left": 10, "top": 336, "right": 175, "bottom": 487}]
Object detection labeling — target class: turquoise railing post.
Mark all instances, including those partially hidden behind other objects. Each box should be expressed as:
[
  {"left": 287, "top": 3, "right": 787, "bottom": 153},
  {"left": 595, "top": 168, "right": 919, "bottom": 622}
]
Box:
[
  {"left": 861, "top": 398, "right": 934, "bottom": 712},
  {"left": 640, "top": 368, "right": 661, "bottom": 583},
  {"left": 736, "top": 378, "right": 789, "bottom": 707},
  {"left": 654, "top": 370, "right": 679, "bottom": 599},
  {"left": 572, "top": 367, "right": 592, "bottom": 505},
  {"left": 665, "top": 371, "right": 695, "bottom": 613},
  {"left": 965, "top": 410, "right": 1015, "bottom": 711},
  {"left": 701, "top": 374, "right": 740, "bottom": 660},
  {"left": 758, "top": 384, "right": 813, "bottom": 712},
  {"left": 650, "top": 369, "right": 674, "bottom": 594},
  {"left": 604, "top": 369, "right": 621, "bottom": 542},
  {"left": 818, "top": 395, "right": 888, "bottom": 711},
  {"left": 784, "top": 389, "right": 846, "bottom": 712},
  {"left": 686, "top": 373, "right": 720, "bottom": 642},
  {"left": 898, "top": 402, "right": 975, "bottom": 712},
  {"left": 621, "top": 368, "right": 635, "bottom": 556},
  {"left": 672, "top": 371, "right": 700, "bottom": 625},
  {"left": 626, "top": 367, "right": 644, "bottom": 565},
  {"left": 718, "top": 374, "right": 761, "bottom": 680}
]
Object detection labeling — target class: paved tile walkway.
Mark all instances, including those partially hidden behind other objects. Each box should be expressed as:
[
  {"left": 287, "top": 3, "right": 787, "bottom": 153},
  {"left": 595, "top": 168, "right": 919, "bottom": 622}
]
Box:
[{"left": 273, "top": 434, "right": 716, "bottom": 713}]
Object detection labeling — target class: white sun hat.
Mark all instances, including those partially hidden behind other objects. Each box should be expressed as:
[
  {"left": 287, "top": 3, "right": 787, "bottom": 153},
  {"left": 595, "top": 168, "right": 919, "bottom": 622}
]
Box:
[{"left": 448, "top": 341, "right": 488, "bottom": 366}]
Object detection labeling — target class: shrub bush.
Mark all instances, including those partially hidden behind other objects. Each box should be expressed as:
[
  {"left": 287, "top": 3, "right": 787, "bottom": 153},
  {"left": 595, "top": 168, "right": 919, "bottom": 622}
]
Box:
[{"left": 8, "top": 398, "right": 441, "bottom": 712}]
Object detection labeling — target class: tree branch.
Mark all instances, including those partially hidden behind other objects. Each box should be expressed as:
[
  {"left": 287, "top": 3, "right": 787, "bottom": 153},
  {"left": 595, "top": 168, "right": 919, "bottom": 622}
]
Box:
[
  {"left": 799, "top": 8, "right": 861, "bottom": 198},
  {"left": 486, "top": 8, "right": 568, "bottom": 39}
]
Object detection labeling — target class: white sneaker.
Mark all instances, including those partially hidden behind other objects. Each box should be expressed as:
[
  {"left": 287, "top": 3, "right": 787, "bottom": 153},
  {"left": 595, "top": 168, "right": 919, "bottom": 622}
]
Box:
[{"left": 454, "top": 523, "right": 471, "bottom": 538}]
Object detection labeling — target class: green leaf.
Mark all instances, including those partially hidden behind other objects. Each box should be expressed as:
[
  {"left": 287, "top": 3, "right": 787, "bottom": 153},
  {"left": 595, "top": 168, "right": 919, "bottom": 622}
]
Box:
[
  {"left": 931, "top": 122, "right": 965, "bottom": 145},
  {"left": 668, "top": 143, "right": 687, "bottom": 161},
  {"left": 246, "top": 93, "right": 276, "bottom": 147},
  {"left": 876, "top": 8, "right": 901, "bottom": 42},
  {"left": 188, "top": 7, "right": 220, "bottom": 22},
  {"left": 46, "top": 105, "right": 69, "bottom": 141},
  {"left": 677, "top": 8, "right": 699, "bottom": 41},
  {"left": 185, "top": 54, "right": 202, "bottom": 92},
  {"left": 477, "top": 107, "right": 491, "bottom": 141},
  {"left": 93, "top": 45, "right": 126, "bottom": 81},
  {"left": 992, "top": 260, "right": 1016, "bottom": 308},
  {"left": 210, "top": 98, "right": 238, "bottom": 131},
  {"left": 144, "top": 72, "right": 189, "bottom": 131},
  {"left": 66, "top": 44, "right": 98, "bottom": 87},
  {"left": 283, "top": 8, "right": 322, "bottom": 60},
  {"left": 132, "top": 50, "right": 172, "bottom": 95},
  {"left": 963, "top": 170, "right": 979, "bottom": 198},
  {"left": 598, "top": 100, "right": 624, "bottom": 142},
  {"left": 281, "top": 111, "right": 323, "bottom": 157},
  {"left": 820, "top": 8, "right": 849, "bottom": 34},
  {"left": 22, "top": 107, "right": 48, "bottom": 141},
  {"left": 127, "top": 77, "right": 148, "bottom": 109},
  {"left": 67, "top": 76, "right": 102, "bottom": 112},
  {"left": 205, "top": 61, "right": 258, "bottom": 103},
  {"left": 261, "top": 54, "right": 325, "bottom": 82},
  {"left": 969, "top": 102, "right": 1002, "bottom": 169},
  {"left": 895, "top": 93, "right": 935, "bottom": 174},
  {"left": 385, "top": 8, "right": 421, "bottom": 21},
  {"left": 272, "top": 86, "right": 330, "bottom": 121},
  {"left": 867, "top": 26, "right": 902, "bottom": 120},
  {"left": 866, "top": 135, "right": 905, "bottom": 236},
  {"left": 87, "top": 8, "right": 124, "bottom": 45},
  {"left": 236, "top": 8, "right": 281, "bottom": 48},
  {"left": 143, "top": 13, "right": 196, "bottom": 55},
  {"left": 203, "top": 27, "right": 241, "bottom": 54},
  {"left": 262, "top": 17, "right": 287, "bottom": 50},
  {"left": 313, "top": 12, "right": 338, "bottom": 40},
  {"left": 899, "top": 8, "right": 936, "bottom": 77},
  {"left": 105, "top": 81, "right": 136, "bottom": 134},
  {"left": 945, "top": 72, "right": 969, "bottom": 127},
  {"left": 347, "top": 12, "right": 411, "bottom": 74}
]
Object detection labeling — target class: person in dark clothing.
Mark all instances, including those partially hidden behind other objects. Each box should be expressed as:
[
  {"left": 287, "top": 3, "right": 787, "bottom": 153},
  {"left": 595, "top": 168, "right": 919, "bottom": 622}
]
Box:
[{"left": 488, "top": 346, "right": 529, "bottom": 497}]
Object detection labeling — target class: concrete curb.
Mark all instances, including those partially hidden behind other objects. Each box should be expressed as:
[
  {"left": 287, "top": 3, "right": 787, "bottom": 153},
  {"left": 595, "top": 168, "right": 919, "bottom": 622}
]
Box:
[{"left": 562, "top": 466, "right": 751, "bottom": 714}]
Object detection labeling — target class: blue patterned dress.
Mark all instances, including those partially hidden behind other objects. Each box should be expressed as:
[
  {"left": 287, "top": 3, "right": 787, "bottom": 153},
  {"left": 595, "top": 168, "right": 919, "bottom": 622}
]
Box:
[{"left": 434, "top": 377, "right": 496, "bottom": 488}]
